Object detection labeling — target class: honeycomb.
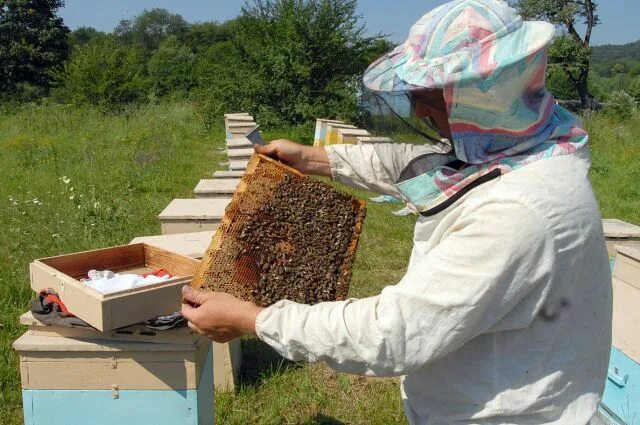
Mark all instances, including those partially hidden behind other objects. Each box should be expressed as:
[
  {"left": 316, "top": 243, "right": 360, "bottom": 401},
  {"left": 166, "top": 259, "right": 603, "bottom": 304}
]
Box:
[{"left": 191, "top": 154, "right": 366, "bottom": 307}]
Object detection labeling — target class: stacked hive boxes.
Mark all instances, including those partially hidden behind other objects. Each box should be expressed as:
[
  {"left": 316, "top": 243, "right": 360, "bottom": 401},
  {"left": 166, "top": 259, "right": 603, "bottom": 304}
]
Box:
[
  {"left": 313, "top": 118, "right": 372, "bottom": 147},
  {"left": 14, "top": 244, "right": 214, "bottom": 425},
  {"left": 599, "top": 242, "right": 640, "bottom": 424},
  {"left": 152, "top": 112, "right": 261, "bottom": 392}
]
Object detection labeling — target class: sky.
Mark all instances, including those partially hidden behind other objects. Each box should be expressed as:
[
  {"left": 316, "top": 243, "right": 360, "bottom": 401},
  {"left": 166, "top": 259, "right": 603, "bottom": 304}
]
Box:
[{"left": 59, "top": 0, "right": 640, "bottom": 46}]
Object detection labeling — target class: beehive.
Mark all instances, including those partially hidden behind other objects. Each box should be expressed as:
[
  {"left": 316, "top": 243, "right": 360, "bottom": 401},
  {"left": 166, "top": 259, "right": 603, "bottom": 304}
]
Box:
[{"left": 192, "top": 154, "right": 366, "bottom": 307}]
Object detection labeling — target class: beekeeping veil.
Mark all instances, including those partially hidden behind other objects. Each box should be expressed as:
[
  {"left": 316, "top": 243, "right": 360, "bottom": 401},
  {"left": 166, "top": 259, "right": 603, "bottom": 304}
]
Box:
[{"left": 361, "top": 0, "right": 589, "bottom": 216}]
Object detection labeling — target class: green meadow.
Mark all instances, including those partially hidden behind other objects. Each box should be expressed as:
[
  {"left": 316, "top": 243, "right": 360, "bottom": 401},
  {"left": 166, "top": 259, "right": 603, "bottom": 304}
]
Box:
[{"left": 0, "top": 103, "right": 637, "bottom": 424}]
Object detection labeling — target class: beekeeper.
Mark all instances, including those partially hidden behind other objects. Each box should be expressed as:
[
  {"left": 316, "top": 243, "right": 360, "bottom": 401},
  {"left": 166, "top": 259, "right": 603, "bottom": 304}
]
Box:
[{"left": 181, "top": 0, "right": 612, "bottom": 423}]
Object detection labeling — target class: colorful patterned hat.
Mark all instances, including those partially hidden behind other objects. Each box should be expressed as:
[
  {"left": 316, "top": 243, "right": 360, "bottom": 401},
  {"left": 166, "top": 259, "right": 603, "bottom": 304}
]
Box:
[
  {"left": 362, "top": 0, "right": 588, "bottom": 215},
  {"left": 363, "top": 0, "right": 558, "bottom": 164}
]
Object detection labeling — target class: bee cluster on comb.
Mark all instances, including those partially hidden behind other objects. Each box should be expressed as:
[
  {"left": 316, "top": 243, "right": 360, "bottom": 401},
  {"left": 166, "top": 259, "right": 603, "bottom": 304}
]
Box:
[{"left": 192, "top": 154, "right": 366, "bottom": 307}]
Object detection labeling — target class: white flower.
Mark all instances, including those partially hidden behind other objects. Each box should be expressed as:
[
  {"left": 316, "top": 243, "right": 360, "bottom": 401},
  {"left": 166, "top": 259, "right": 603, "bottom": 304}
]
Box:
[
  {"left": 69, "top": 195, "right": 75, "bottom": 200},
  {"left": 93, "top": 201, "right": 100, "bottom": 209},
  {"left": 12, "top": 201, "right": 17, "bottom": 206},
  {"left": 61, "top": 176, "right": 71, "bottom": 185},
  {"left": 52, "top": 234, "right": 60, "bottom": 238}
]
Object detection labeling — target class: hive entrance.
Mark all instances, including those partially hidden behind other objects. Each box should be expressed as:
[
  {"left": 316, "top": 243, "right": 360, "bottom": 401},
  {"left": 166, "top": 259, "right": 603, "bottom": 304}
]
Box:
[{"left": 192, "top": 154, "right": 366, "bottom": 307}]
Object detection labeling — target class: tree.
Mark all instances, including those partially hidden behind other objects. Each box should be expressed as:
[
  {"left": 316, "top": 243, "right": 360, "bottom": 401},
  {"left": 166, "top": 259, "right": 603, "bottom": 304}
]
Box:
[
  {"left": 197, "top": 0, "right": 392, "bottom": 126},
  {"left": 516, "top": 0, "right": 599, "bottom": 108},
  {"left": 114, "top": 8, "right": 188, "bottom": 54},
  {"left": 183, "top": 21, "right": 236, "bottom": 53},
  {"left": 147, "top": 36, "right": 196, "bottom": 98},
  {"left": 53, "top": 36, "right": 148, "bottom": 108},
  {"left": 0, "top": 0, "right": 70, "bottom": 97},
  {"left": 69, "top": 26, "right": 105, "bottom": 48}
]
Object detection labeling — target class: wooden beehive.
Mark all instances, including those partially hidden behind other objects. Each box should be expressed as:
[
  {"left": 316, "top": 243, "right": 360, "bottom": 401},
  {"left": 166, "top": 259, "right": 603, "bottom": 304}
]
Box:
[
  {"left": 158, "top": 199, "right": 231, "bottom": 235},
  {"left": 191, "top": 154, "right": 366, "bottom": 307},
  {"left": 13, "top": 332, "right": 214, "bottom": 425}
]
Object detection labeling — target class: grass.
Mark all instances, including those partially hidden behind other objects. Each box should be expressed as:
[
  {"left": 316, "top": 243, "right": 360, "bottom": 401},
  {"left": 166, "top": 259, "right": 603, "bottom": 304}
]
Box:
[{"left": 0, "top": 102, "right": 637, "bottom": 424}]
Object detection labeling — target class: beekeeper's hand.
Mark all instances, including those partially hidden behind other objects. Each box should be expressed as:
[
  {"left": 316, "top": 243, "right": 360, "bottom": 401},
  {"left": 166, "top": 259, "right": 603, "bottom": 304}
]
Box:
[
  {"left": 254, "top": 139, "right": 331, "bottom": 176},
  {"left": 181, "top": 286, "right": 263, "bottom": 343}
]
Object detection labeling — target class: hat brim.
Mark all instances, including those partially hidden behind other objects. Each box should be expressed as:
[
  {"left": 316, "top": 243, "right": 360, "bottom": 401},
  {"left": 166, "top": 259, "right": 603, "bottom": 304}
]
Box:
[{"left": 363, "top": 21, "right": 556, "bottom": 93}]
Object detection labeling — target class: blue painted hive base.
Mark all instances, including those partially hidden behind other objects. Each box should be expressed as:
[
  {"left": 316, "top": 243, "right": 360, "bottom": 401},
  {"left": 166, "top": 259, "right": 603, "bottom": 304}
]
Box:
[{"left": 19, "top": 343, "right": 214, "bottom": 425}]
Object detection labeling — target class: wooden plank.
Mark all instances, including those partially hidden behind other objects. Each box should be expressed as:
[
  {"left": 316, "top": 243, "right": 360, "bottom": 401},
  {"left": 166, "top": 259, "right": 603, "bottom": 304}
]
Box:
[
  {"left": 194, "top": 179, "right": 240, "bottom": 198},
  {"left": 158, "top": 199, "right": 231, "bottom": 220},
  {"left": 226, "top": 138, "right": 254, "bottom": 149},
  {"left": 616, "top": 244, "right": 640, "bottom": 260},
  {"left": 13, "top": 332, "right": 200, "bottom": 354},
  {"left": 130, "top": 232, "right": 215, "bottom": 259},
  {"left": 20, "top": 312, "right": 201, "bottom": 345},
  {"left": 36, "top": 244, "right": 145, "bottom": 280},
  {"left": 314, "top": 119, "right": 344, "bottom": 147},
  {"left": 213, "top": 339, "right": 242, "bottom": 392},
  {"left": 325, "top": 123, "right": 357, "bottom": 145},
  {"left": 22, "top": 388, "right": 210, "bottom": 425},
  {"left": 14, "top": 333, "right": 211, "bottom": 391},
  {"left": 227, "top": 148, "right": 254, "bottom": 159},
  {"left": 226, "top": 116, "right": 254, "bottom": 123},
  {"left": 612, "top": 277, "right": 640, "bottom": 364},
  {"left": 613, "top": 250, "right": 640, "bottom": 290},
  {"left": 229, "top": 159, "right": 249, "bottom": 171},
  {"left": 336, "top": 128, "right": 370, "bottom": 145},
  {"left": 224, "top": 112, "right": 250, "bottom": 118},
  {"left": 226, "top": 122, "right": 256, "bottom": 130},
  {"left": 603, "top": 219, "right": 640, "bottom": 238},
  {"left": 161, "top": 221, "right": 220, "bottom": 236},
  {"left": 212, "top": 170, "right": 244, "bottom": 179},
  {"left": 357, "top": 136, "right": 393, "bottom": 144}
]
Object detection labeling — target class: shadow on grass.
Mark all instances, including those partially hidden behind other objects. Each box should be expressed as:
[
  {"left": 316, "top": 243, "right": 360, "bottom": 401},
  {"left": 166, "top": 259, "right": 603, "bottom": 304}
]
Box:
[
  {"left": 238, "top": 337, "right": 302, "bottom": 389},
  {"left": 302, "top": 413, "right": 346, "bottom": 424}
]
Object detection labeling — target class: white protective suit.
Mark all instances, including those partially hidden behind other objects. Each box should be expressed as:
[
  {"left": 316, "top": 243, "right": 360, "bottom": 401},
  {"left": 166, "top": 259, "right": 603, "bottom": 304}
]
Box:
[{"left": 255, "top": 142, "right": 612, "bottom": 424}]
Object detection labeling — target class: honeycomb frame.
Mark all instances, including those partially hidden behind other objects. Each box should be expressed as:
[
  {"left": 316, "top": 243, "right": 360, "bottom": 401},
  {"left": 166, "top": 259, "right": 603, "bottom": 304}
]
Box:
[{"left": 191, "top": 154, "right": 366, "bottom": 306}]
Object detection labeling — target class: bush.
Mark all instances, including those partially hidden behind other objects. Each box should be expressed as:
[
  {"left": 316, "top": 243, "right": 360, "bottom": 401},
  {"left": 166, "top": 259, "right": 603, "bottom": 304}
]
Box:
[
  {"left": 53, "top": 37, "right": 149, "bottom": 108},
  {"left": 604, "top": 90, "right": 637, "bottom": 121},
  {"left": 148, "top": 36, "right": 196, "bottom": 99},
  {"left": 193, "top": 0, "right": 392, "bottom": 128}
]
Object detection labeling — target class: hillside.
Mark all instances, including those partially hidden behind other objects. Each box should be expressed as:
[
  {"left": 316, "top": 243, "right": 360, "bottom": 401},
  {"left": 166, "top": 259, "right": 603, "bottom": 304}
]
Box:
[{"left": 592, "top": 39, "right": 640, "bottom": 63}]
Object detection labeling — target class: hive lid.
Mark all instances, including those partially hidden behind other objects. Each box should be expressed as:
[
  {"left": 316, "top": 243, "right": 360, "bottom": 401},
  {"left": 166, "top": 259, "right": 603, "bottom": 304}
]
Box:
[
  {"left": 158, "top": 199, "right": 231, "bottom": 220},
  {"left": 192, "top": 154, "right": 366, "bottom": 307},
  {"left": 603, "top": 219, "right": 640, "bottom": 239},
  {"left": 13, "top": 332, "right": 201, "bottom": 353}
]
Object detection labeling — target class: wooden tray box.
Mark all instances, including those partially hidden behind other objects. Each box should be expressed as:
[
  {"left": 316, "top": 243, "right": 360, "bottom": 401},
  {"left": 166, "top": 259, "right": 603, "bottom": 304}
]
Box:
[
  {"left": 14, "top": 332, "right": 214, "bottom": 425},
  {"left": 29, "top": 243, "right": 200, "bottom": 331}
]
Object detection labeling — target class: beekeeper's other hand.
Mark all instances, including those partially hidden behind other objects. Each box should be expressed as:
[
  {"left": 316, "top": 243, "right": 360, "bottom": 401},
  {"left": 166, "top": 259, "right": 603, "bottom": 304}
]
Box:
[
  {"left": 181, "top": 286, "right": 263, "bottom": 343},
  {"left": 254, "top": 139, "right": 331, "bottom": 177}
]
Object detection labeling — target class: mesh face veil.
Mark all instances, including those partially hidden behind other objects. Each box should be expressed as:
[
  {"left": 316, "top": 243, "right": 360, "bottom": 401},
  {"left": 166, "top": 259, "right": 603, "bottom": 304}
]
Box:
[{"left": 359, "top": 86, "right": 452, "bottom": 151}]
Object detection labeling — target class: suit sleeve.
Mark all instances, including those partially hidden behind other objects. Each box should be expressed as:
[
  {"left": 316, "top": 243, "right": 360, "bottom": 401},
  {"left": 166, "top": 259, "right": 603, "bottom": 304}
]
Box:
[{"left": 255, "top": 197, "right": 556, "bottom": 376}]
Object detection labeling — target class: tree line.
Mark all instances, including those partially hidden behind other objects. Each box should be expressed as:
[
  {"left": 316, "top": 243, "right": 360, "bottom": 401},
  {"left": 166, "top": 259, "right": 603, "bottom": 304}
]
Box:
[{"left": 1, "top": 0, "right": 637, "bottom": 128}]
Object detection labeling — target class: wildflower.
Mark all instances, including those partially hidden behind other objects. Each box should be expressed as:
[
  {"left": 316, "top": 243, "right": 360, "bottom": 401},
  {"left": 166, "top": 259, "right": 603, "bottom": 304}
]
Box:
[
  {"left": 93, "top": 201, "right": 100, "bottom": 209},
  {"left": 52, "top": 234, "right": 60, "bottom": 238},
  {"left": 69, "top": 195, "right": 75, "bottom": 200},
  {"left": 61, "top": 176, "right": 71, "bottom": 185}
]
